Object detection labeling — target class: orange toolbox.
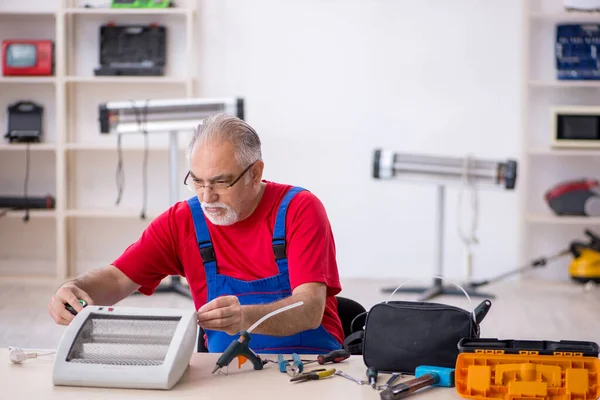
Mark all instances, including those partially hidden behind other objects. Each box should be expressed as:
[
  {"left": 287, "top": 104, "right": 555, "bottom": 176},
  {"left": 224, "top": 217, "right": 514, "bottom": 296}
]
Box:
[{"left": 455, "top": 338, "right": 600, "bottom": 400}]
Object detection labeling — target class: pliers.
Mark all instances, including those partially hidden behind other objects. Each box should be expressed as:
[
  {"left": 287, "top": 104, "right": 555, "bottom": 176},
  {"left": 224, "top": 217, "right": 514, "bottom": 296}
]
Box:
[
  {"left": 290, "top": 368, "right": 336, "bottom": 383},
  {"left": 277, "top": 353, "right": 304, "bottom": 377}
]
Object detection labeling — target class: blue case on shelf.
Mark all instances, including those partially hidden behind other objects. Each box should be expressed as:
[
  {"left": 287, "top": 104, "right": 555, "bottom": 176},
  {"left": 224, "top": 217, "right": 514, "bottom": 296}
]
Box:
[{"left": 556, "top": 24, "right": 600, "bottom": 80}]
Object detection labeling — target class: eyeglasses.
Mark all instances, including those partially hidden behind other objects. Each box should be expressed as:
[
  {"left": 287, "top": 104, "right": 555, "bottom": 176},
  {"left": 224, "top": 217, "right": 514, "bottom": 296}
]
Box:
[{"left": 184, "top": 161, "right": 257, "bottom": 194}]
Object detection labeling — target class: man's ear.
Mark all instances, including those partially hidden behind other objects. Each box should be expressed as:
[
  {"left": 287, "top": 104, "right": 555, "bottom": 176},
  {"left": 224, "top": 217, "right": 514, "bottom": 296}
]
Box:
[{"left": 251, "top": 160, "right": 264, "bottom": 184}]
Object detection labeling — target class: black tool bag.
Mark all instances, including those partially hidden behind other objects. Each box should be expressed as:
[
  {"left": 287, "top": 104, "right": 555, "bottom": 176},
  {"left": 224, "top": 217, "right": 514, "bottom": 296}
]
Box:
[{"left": 343, "top": 300, "right": 483, "bottom": 374}]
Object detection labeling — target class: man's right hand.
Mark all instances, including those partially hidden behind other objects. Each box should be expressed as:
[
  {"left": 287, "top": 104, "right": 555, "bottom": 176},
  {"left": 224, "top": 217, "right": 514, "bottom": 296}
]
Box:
[{"left": 48, "top": 283, "right": 94, "bottom": 326}]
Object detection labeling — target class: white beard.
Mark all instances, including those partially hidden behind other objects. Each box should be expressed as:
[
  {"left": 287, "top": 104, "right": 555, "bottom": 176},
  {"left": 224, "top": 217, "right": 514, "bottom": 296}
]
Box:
[{"left": 200, "top": 201, "right": 240, "bottom": 226}]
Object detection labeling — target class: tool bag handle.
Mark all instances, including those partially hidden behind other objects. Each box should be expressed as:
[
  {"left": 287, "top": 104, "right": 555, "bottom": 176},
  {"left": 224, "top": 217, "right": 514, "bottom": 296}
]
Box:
[{"left": 342, "top": 276, "right": 477, "bottom": 356}]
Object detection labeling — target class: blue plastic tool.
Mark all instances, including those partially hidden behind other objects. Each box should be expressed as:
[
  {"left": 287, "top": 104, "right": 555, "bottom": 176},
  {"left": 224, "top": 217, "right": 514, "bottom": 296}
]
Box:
[{"left": 277, "top": 353, "right": 304, "bottom": 376}]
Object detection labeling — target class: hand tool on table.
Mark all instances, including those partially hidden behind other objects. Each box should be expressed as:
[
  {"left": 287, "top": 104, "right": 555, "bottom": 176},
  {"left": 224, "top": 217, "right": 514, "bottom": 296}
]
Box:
[
  {"left": 212, "top": 331, "right": 266, "bottom": 374},
  {"left": 379, "top": 365, "right": 455, "bottom": 400},
  {"left": 211, "top": 301, "right": 305, "bottom": 374},
  {"left": 376, "top": 373, "right": 402, "bottom": 390},
  {"left": 302, "top": 349, "right": 351, "bottom": 366},
  {"left": 277, "top": 353, "right": 303, "bottom": 376},
  {"left": 367, "top": 367, "right": 378, "bottom": 389},
  {"left": 334, "top": 370, "right": 368, "bottom": 385},
  {"left": 289, "top": 368, "right": 336, "bottom": 383}
]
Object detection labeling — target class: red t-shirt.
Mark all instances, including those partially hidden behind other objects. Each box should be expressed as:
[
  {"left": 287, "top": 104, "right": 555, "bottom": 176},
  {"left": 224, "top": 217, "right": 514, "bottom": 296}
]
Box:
[{"left": 113, "top": 181, "right": 344, "bottom": 346}]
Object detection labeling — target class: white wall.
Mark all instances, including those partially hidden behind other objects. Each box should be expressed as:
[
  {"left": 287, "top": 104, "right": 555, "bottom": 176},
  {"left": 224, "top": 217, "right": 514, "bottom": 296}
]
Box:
[
  {"left": 195, "top": 0, "right": 524, "bottom": 282},
  {"left": 0, "top": 0, "right": 526, "bottom": 284}
]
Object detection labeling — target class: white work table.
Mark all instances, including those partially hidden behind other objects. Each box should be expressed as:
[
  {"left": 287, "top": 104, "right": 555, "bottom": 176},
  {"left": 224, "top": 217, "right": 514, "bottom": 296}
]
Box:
[{"left": 0, "top": 349, "right": 461, "bottom": 400}]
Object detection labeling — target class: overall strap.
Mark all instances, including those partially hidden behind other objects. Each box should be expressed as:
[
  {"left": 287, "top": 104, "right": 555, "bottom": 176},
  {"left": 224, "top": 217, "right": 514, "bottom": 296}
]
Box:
[
  {"left": 187, "top": 196, "right": 217, "bottom": 276},
  {"left": 272, "top": 187, "right": 306, "bottom": 274}
]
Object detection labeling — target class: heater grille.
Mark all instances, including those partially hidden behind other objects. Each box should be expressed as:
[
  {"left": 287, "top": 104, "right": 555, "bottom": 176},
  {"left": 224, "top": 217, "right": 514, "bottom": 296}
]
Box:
[{"left": 66, "top": 314, "right": 181, "bottom": 366}]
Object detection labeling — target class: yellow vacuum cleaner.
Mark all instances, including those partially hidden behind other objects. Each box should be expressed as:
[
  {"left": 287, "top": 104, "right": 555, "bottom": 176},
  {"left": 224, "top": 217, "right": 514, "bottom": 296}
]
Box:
[
  {"left": 568, "top": 230, "right": 600, "bottom": 283},
  {"left": 468, "top": 229, "right": 600, "bottom": 287}
]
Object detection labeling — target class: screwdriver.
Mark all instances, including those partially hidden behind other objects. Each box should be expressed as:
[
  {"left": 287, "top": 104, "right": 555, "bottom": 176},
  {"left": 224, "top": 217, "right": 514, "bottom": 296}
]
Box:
[
  {"left": 367, "top": 367, "right": 378, "bottom": 388},
  {"left": 303, "top": 349, "right": 351, "bottom": 366}
]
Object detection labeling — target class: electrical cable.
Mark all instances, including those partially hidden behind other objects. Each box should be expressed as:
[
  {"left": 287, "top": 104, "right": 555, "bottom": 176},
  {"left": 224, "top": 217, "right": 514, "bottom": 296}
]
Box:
[
  {"left": 23, "top": 142, "right": 30, "bottom": 222},
  {"left": 141, "top": 101, "right": 149, "bottom": 220},
  {"left": 246, "top": 301, "right": 304, "bottom": 334},
  {"left": 8, "top": 347, "right": 56, "bottom": 364},
  {"left": 116, "top": 100, "right": 149, "bottom": 219},
  {"left": 457, "top": 154, "right": 479, "bottom": 283},
  {"left": 115, "top": 132, "right": 124, "bottom": 206},
  {"left": 1, "top": 144, "right": 36, "bottom": 220},
  {"left": 385, "top": 276, "right": 476, "bottom": 322},
  {"left": 130, "top": 99, "right": 150, "bottom": 220}
]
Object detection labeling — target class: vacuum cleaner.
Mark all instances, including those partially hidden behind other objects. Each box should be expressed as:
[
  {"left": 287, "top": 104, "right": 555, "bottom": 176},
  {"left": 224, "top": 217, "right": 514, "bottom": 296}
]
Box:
[
  {"left": 469, "top": 229, "right": 600, "bottom": 286},
  {"left": 545, "top": 179, "right": 600, "bottom": 217},
  {"left": 568, "top": 230, "right": 600, "bottom": 283}
]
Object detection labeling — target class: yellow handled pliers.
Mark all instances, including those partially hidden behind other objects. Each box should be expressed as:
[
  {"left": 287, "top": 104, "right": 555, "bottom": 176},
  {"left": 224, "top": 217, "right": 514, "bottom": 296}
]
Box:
[{"left": 289, "top": 368, "right": 336, "bottom": 383}]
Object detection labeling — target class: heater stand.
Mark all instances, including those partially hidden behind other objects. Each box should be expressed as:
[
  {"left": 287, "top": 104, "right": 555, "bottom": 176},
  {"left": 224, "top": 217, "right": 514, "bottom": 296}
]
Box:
[
  {"left": 99, "top": 97, "right": 245, "bottom": 300},
  {"left": 380, "top": 185, "right": 495, "bottom": 301},
  {"left": 152, "top": 131, "right": 192, "bottom": 298},
  {"left": 373, "top": 149, "right": 517, "bottom": 302}
]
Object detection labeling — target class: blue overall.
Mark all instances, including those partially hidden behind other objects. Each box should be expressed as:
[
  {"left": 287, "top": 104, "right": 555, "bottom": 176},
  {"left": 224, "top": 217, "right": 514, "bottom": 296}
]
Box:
[{"left": 188, "top": 186, "right": 342, "bottom": 354}]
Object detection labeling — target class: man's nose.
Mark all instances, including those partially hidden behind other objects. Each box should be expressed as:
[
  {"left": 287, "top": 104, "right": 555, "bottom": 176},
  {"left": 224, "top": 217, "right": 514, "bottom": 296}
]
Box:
[{"left": 201, "top": 187, "right": 218, "bottom": 203}]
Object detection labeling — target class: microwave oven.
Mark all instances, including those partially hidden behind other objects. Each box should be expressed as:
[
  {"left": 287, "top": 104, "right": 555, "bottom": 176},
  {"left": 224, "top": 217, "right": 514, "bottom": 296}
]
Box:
[
  {"left": 2, "top": 40, "right": 54, "bottom": 76},
  {"left": 551, "top": 106, "right": 600, "bottom": 148}
]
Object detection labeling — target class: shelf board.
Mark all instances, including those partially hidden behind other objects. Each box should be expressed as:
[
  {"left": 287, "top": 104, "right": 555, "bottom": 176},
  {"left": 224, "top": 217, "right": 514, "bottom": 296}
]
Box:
[
  {"left": 525, "top": 214, "right": 600, "bottom": 225},
  {"left": 530, "top": 11, "right": 600, "bottom": 22},
  {"left": 65, "top": 76, "right": 189, "bottom": 84},
  {"left": 66, "top": 208, "right": 164, "bottom": 219},
  {"left": 1, "top": 209, "right": 56, "bottom": 218},
  {"left": 0, "top": 10, "right": 56, "bottom": 17},
  {"left": 65, "top": 142, "right": 187, "bottom": 151},
  {"left": 0, "top": 143, "right": 56, "bottom": 151},
  {"left": 527, "top": 148, "right": 600, "bottom": 156},
  {"left": 528, "top": 80, "right": 600, "bottom": 88},
  {"left": 64, "top": 8, "right": 189, "bottom": 15},
  {"left": 0, "top": 77, "right": 55, "bottom": 84}
]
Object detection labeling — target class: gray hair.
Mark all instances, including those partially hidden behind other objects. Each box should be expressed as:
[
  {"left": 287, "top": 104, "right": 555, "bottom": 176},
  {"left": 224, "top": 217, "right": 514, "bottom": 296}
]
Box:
[{"left": 187, "top": 113, "right": 262, "bottom": 167}]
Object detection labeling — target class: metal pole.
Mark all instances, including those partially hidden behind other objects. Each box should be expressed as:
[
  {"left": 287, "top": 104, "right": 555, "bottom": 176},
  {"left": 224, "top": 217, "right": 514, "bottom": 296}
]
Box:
[
  {"left": 435, "top": 185, "right": 445, "bottom": 278},
  {"left": 149, "top": 130, "right": 191, "bottom": 298},
  {"left": 418, "top": 185, "right": 445, "bottom": 300}
]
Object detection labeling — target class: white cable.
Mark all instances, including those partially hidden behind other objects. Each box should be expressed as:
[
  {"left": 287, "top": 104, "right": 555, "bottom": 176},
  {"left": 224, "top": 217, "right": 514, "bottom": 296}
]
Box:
[
  {"left": 385, "top": 276, "right": 476, "bottom": 322},
  {"left": 246, "top": 301, "right": 304, "bottom": 334},
  {"left": 457, "top": 154, "right": 479, "bottom": 283},
  {"left": 8, "top": 347, "right": 56, "bottom": 364}
]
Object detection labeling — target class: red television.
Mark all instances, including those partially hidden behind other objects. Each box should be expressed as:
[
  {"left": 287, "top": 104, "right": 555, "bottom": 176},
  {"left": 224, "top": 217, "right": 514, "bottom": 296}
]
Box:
[{"left": 2, "top": 40, "right": 54, "bottom": 76}]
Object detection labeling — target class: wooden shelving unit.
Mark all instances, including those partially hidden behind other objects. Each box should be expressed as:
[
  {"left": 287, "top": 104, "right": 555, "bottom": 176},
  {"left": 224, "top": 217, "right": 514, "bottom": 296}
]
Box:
[
  {"left": 519, "top": 0, "right": 600, "bottom": 282},
  {"left": 0, "top": 0, "right": 196, "bottom": 282}
]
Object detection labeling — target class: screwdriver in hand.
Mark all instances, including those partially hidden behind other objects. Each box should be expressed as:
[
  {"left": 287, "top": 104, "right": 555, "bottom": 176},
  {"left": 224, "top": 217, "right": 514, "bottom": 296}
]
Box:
[{"left": 303, "top": 349, "right": 351, "bottom": 366}]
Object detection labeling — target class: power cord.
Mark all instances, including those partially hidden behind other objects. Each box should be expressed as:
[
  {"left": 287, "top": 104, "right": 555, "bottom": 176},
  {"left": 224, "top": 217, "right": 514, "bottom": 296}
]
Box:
[
  {"left": 115, "top": 132, "right": 125, "bottom": 206},
  {"left": 130, "top": 99, "right": 150, "bottom": 220},
  {"left": 0, "top": 143, "right": 32, "bottom": 220},
  {"left": 23, "top": 142, "right": 31, "bottom": 222},
  {"left": 113, "top": 100, "right": 150, "bottom": 219},
  {"left": 457, "top": 154, "right": 479, "bottom": 284},
  {"left": 8, "top": 347, "right": 55, "bottom": 364},
  {"left": 141, "top": 102, "right": 149, "bottom": 220}
]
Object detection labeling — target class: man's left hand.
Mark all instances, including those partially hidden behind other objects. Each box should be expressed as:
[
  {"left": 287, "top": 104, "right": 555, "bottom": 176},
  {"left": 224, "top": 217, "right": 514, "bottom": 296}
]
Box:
[{"left": 196, "top": 295, "right": 244, "bottom": 335}]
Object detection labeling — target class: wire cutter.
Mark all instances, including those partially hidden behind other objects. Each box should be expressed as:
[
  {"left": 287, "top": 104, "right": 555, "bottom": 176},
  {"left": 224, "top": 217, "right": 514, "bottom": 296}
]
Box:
[
  {"left": 277, "top": 353, "right": 304, "bottom": 377},
  {"left": 290, "top": 368, "right": 336, "bottom": 383}
]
